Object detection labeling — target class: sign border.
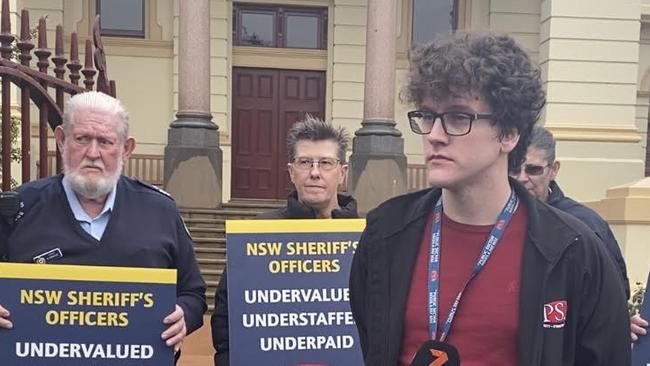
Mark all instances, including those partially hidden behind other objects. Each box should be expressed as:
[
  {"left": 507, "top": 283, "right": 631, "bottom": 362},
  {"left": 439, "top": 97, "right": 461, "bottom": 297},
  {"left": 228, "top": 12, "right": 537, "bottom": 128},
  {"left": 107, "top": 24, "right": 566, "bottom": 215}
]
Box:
[
  {"left": 0, "top": 263, "right": 177, "bottom": 284},
  {"left": 226, "top": 218, "right": 366, "bottom": 233}
]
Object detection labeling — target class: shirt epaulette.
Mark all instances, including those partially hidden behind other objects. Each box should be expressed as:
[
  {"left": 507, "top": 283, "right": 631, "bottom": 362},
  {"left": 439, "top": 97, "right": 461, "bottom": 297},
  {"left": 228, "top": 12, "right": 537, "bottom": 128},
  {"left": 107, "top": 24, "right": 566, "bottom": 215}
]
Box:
[
  {"left": 132, "top": 179, "right": 191, "bottom": 238},
  {"left": 133, "top": 179, "right": 174, "bottom": 201}
]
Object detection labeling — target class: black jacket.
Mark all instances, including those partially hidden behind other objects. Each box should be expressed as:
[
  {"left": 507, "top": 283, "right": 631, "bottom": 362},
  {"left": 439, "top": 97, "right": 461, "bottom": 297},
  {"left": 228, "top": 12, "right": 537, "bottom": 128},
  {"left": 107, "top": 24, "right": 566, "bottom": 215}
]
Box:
[
  {"left": 211, "top": 191, "right": 359, "bottom": 366},
  {"left": 349, "top": 181, "right": 630, "bottom": 366},
  {"left": 547, "top": 180, "right": 630, "bottom": 298}
]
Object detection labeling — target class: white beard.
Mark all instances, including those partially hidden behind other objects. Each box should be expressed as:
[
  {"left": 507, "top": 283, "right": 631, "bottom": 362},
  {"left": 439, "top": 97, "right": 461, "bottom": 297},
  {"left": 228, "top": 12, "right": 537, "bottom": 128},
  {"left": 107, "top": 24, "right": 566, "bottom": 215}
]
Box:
[{"left": 62, "top": 150, "right": 123, "bottom": 200}]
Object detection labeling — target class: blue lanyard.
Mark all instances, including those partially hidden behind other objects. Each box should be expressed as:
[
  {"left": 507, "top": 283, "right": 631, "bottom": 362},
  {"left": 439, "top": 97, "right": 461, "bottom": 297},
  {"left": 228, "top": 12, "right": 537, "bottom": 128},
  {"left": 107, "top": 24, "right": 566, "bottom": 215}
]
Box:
[{"left": 428, "top": 190, "right": 518, "bottom": 342}]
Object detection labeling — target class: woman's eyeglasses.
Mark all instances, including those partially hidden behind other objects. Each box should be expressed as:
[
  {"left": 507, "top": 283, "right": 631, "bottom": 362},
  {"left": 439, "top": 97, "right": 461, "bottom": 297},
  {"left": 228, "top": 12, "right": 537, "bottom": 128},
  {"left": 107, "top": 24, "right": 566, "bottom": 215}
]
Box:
[{"left": 291, "top": 157, "right": 341, "bottom": 171}]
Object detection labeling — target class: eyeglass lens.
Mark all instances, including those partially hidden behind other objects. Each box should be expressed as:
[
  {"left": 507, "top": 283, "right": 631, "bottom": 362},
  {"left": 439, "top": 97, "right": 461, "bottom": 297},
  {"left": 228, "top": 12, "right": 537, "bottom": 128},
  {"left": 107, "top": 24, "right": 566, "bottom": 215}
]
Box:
[{"left": 524, "top": 164, "right": 546, "bottom": 175}]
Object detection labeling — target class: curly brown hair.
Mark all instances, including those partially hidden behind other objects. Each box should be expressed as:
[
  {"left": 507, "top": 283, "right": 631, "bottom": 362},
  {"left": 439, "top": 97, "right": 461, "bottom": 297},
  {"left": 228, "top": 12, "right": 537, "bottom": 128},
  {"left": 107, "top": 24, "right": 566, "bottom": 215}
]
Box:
[{"left": 404, "top": 33, "right": 546, "bottom": 171}]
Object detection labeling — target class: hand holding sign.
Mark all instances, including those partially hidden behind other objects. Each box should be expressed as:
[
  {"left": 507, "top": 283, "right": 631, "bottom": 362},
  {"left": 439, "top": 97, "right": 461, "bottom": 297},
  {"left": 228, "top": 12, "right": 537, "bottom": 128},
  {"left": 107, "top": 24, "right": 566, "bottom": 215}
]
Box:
[
  {"left": 631, "top": 314, "right": 648, "bottom": 343},
  {"left": 0, "top": 304, "right": 12, "bottom": 329},
  {"left": 162, "top": 304, "right": 186, "bottom": 352}
]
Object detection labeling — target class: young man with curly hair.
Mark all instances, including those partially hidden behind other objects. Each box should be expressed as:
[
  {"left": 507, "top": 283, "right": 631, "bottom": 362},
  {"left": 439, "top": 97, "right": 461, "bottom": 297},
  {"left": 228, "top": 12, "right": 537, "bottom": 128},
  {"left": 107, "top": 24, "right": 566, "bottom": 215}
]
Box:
[{"left": 349, "top": 34, "right": 630, "bottom": 365}]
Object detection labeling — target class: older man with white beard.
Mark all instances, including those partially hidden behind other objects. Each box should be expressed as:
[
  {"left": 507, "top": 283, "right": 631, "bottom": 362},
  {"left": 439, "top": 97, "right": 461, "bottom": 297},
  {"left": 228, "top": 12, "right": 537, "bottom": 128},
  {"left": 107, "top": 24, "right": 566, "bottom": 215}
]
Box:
[{"left": 0, "top": 92, "right": 206, "bottom": 358}]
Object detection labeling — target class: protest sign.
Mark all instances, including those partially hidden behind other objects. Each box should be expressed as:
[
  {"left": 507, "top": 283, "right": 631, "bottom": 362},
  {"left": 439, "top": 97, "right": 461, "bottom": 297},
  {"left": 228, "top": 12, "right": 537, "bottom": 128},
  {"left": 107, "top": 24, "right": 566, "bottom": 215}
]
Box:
[
  {"left": 633, "top": 270, "right": 650, "bottom": 366},
  {"left": 0, "top": 262, "right": 176, "bottom": 365},
  {"left": 226, "top": 218, "right": 365, "bottom": 366}
]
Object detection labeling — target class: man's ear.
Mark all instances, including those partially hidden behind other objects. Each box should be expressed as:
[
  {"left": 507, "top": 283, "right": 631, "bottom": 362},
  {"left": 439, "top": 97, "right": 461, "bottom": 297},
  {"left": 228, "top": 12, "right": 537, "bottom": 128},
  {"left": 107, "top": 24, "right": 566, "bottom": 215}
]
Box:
[
  {"left": 500, "top": 131, "right": 520, "bottom": 154},
  {"left": 549, "top": 160, "right": 560, "bottom": 180},
  {"left": 339, "top": 163, "right": 349, "bottom": 185},
  {"left": 54, "top": 126, "right": 66, "bottom": 151},
  {"left": 122, "top": 136, "right": 136, "bottom": 160}
]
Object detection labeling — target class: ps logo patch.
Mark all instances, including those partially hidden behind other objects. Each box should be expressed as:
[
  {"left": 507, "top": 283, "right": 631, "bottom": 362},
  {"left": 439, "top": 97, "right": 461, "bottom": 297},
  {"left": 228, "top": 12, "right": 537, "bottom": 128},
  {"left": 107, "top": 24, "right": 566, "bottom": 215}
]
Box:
[{"left": 543, "top": 299, "right": 567, "bottom": 328}]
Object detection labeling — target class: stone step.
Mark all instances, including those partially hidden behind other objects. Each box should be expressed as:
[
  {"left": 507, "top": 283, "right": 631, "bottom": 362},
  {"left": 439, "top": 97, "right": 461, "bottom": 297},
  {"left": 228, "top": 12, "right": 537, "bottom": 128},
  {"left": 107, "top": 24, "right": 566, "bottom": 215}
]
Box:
[
  {"left": 210, "top": 211, "right": 260, "bottom": 220},
  {"left": 198, "top": 257, "right": 226, "bottom": 266},
  {"left": 194, "top": 246, "right": 226, "bottom": 255},
  {"left": 201, "top": 271, "right": 221, "bottom": 284},
  {"left": 201, "top": 268, "right": 225, "bottom": 281},
  {"left": 189, "top": 228, "right": 225, "bottom": 239},
  {"left": 201, "top": 268, "right": 225, "bottom": 276},
  {"left": 181, "top": 208, "right": 261, "bottom": 220},
  {"left": 222, "top": 199, "right": 285, "bottom": 211},
  {"left": 189, "top": 227, "right": 225, "bottom": 234},
  {"left": 195, "top": 250, "right": 225, "bottom": 258},
  {"left": 195, "top": 250, "right": 225, "bottom": 259},
  {"left": 195, "top": 253, "right": 225, "bottom": 261},
  {"left": 195, "top": 251, "right": 225, "bottom": 259},
  {"left": 193, "top": 237, "right": 226, "bottom": 244},
  {"left": 184, "top": 217, "right": 225, "bottom": 228}
]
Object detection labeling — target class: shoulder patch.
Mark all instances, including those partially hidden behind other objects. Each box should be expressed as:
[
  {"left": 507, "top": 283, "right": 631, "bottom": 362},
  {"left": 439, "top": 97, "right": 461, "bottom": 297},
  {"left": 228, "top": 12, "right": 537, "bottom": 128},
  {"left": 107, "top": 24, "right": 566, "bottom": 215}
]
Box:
[{"left": 133, "top": 179, "right": 174, "bottom": 200}]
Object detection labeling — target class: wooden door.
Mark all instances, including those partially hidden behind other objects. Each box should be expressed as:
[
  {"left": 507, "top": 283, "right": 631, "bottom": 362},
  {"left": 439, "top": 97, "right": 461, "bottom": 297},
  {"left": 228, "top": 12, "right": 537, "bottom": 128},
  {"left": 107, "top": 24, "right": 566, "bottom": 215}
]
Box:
[
  {"left": 231, "top": 68, "right": 279, "bottom": 199},
  {"left": 232, "top": 67, "right": 325, "bottom": 199}
]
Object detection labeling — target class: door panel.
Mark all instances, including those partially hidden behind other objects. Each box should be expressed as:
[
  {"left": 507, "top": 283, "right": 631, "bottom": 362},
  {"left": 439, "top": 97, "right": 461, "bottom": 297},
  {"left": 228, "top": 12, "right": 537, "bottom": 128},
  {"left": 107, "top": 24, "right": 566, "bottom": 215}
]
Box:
[
  {"left": 232, "top": 67, "right": 325, "bottom": 199},
  {"left": 277, "top": 70, "right": 325, "bottom": 198},
  {"left": 232, "top": 68, "right": 279, "bottom": 199}
]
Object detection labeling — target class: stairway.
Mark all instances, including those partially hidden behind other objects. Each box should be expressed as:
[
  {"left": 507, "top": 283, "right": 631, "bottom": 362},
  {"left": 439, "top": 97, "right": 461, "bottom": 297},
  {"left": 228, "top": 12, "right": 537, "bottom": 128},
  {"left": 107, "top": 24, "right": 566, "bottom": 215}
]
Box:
[{"left": 180, "top": 199, "right": 285, "bottom": 311}]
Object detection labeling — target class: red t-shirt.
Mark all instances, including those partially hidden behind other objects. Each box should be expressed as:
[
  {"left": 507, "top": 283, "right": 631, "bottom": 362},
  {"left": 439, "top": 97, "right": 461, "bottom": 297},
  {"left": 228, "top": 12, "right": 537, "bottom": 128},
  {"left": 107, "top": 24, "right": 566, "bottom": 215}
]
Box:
[{"left": 398, "top": 203, "right": 527, "bottom": 366}]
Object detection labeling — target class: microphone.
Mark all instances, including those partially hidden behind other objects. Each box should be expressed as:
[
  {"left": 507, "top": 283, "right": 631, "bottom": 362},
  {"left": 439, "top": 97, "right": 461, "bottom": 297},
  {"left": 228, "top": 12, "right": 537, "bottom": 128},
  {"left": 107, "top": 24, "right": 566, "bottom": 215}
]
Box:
[{"left": 410, "top": 340, "right": 460, "bottom": 366}]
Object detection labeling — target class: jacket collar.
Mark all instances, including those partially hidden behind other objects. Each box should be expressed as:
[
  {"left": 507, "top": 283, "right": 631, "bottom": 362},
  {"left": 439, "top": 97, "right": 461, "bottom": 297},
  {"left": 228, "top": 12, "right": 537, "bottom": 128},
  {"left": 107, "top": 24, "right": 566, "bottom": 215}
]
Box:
[
  {"left": 286, "top": 191, "right": 359, "bottom": 219},
  {"left": 383, "top": 180, "right": 577, "bottom": 263},
  {"left": 379, "top": 188, "right": 439, "bottom": 239},
  {"left": 513, "top": 178, "right": 579, "bottom": 263},
  {"left": 546, "top": 180, "right": 565, "bottom": 205}
]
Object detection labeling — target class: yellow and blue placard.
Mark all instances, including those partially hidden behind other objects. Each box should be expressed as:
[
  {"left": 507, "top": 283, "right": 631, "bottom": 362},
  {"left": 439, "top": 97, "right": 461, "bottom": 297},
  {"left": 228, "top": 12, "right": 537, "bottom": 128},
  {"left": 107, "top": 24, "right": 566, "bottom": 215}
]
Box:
[
  {"left": 226, "top": 219, "right": 365, "bottom": 366},
  {"left": 0, "top": 262, "right": 177, "bottom": 365}
]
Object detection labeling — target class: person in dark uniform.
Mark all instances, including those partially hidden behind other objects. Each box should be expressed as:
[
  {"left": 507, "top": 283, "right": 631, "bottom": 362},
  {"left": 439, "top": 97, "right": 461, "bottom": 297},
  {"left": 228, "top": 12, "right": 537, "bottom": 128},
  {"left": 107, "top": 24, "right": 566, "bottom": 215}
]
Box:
[
  {"left": 511, "top": 125, "right": 630, "bottom": 298},
  {"left": 0, "top": 91, "right": 206, "bottom": 356},
  {"left": 210, "top": 116, "right": 359, "bottom": 366}
]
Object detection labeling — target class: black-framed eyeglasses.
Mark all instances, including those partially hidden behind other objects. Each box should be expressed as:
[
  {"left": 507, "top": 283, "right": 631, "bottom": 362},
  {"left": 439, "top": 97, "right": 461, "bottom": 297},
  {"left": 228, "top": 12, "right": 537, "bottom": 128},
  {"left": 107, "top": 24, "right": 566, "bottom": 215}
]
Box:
[
  {"left": 407, "top": 110, "right": 493, "bottom": 136},
  {"left": 510, "top": 163, "right": 549, "bottom": 176},
  {"left": 291, "top": 157, "right": 342, "bottom": 171}
]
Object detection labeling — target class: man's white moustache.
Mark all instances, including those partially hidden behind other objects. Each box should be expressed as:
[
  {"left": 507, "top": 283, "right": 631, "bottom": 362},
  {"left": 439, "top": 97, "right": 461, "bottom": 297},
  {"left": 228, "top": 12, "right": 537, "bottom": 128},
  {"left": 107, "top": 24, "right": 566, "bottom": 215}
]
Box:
[{"left": 82, "top": 162, "right": 104, "bottom": 168}]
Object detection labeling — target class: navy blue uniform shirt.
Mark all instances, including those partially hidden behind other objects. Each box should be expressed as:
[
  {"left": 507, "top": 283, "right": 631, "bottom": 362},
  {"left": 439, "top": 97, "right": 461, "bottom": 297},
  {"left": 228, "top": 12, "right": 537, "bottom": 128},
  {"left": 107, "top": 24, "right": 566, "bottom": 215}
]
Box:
[{"left": 0, "top": 175, "right": 207, "bottom": 333}]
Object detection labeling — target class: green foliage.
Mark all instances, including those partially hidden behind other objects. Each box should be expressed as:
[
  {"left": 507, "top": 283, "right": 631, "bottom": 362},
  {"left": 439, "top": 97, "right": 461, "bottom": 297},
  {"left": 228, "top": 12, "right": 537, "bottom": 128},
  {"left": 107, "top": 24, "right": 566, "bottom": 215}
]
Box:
[
  {"left": 10, "top": 30, "right": 20, "bottom": 61},
  {"left": 10, "top": 24, "right": 39, "bottom": 61},
  {"left": 629, "top": 282, "right": 646, "bottom": 316}
]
